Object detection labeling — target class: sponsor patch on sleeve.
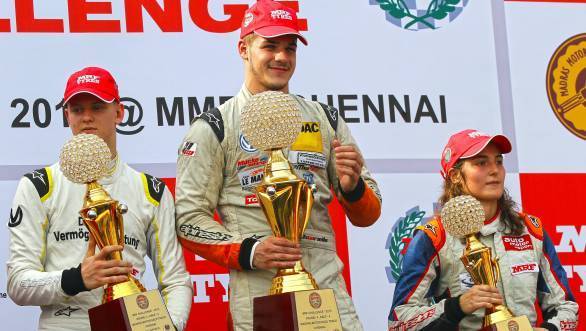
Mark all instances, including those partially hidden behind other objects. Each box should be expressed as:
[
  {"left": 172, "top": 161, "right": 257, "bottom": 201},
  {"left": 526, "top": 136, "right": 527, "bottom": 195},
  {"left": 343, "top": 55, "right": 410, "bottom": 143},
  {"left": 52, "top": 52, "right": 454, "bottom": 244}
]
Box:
[
  {"left": 510, "top": 262, "right": 539, "bottom": 275},
  {"left": 180, "top": 141, "right": 197, "bottom": 157},
  {"left": 502, "top": 234, "right": 534, "bottom": 251},
  {"left": 560, "top": 321, "right": 577, "bottom": 331}
]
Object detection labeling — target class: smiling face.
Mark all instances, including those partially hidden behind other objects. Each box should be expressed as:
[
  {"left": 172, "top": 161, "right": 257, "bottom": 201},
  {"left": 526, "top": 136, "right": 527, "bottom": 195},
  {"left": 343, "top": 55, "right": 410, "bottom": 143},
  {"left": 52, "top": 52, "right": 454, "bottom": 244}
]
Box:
[
  {"left": 239, "top": 34, "right": 298, "bottom": 94},
  {"left": 64, "top": 93, "right": 124, "bottom": 156},
  {"left": 455, "top": 143, "right": 506, "bottom": 204}
]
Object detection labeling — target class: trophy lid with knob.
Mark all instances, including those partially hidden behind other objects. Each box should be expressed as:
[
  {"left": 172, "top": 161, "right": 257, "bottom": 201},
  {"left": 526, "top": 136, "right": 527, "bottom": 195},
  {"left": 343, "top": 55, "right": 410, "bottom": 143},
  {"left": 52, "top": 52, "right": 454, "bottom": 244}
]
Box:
[
  {"left": 60, "top": 133, "right": 111, "bottom": 184},
  {"left": 241, "top": 91, "right": 303, "bottom": 183},
  {"left": 440, "top": 195, "right": 485, "bottom": 238},
  {"left": 241, "top": 90, "right": 302, "bottom": 152}
]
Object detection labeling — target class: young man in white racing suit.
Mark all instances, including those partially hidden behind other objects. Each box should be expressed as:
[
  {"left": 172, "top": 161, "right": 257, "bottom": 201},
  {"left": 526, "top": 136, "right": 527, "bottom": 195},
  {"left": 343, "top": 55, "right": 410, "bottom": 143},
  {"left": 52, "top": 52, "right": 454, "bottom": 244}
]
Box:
[
  {"left": 7, "top": 67, "right": 193, "bottom": 330},
  {"left": 175, "top": 1, "right": 382, "bottom": 330}
]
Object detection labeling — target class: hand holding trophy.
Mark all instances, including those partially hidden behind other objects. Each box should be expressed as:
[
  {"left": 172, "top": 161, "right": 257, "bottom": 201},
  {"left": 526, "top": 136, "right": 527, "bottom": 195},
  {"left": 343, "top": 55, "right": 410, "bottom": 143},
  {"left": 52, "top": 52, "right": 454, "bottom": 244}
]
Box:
[
  {"left": 60, "top": 133, "right": 174, "bottom": 331},
  {"left": 242, "top": 91, "right": 342, "bottom": 331},
  {"left": 441, "top": 195, "right": 532, "bottom": 331}
]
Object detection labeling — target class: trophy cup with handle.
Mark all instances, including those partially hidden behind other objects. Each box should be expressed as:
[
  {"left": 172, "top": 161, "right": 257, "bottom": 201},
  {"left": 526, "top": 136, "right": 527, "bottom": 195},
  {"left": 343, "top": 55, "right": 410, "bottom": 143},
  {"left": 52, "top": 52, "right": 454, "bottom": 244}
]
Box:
[
  {"left": 60, "top": 133, "right": 174, "bottom": 331},
  {"left": 242, "top": 91, "right": 342, "bottom": 331},
  {"left": 441, "top": 195, "right": 532, "bottom": 331}
]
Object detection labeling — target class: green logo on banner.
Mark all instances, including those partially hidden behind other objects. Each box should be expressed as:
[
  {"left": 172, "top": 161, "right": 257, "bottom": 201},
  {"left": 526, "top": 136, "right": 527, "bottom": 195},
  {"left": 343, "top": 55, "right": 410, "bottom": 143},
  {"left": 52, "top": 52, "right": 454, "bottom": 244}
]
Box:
[{"left": 372, "top": 0, "right": 470, "bottom": 31}]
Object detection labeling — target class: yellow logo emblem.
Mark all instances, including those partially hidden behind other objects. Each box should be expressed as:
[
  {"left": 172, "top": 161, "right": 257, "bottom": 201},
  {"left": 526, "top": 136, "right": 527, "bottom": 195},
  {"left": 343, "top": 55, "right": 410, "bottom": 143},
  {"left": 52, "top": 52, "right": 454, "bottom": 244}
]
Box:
[
  {"left": 291, "top": 122, "right": 323, "bottom": 152},
  {"left": 546, "top": 33, "right": 586, "bottom": 140}
]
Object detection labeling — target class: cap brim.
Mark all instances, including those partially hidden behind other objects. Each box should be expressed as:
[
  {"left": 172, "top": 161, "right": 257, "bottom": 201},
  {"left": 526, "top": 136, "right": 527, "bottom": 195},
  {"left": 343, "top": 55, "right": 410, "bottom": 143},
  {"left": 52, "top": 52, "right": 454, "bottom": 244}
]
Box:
[
  {"left": 255, "top": 26, "right": 308, "bottom": 45},
  {"left": 461, "top": 135, "right": 512, "bottom": 158},
  {"left": 63, "top": 89, "right": 117, "bottom": 105}
]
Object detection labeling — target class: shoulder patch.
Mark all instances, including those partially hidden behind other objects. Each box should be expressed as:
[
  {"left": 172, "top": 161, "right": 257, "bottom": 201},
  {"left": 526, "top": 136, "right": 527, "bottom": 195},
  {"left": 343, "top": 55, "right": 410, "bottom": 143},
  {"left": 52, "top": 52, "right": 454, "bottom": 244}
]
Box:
[
  {"left": 415, "top": 217, "right": 446, "bottom": 251},
  {"left": 141, "top": 173, "right": 166, "bottom": 206},
  {"left": 24, "top": 168, "right": 53, "bottom": 202},
  {"left": 519, "top": 212, "right": 544, "bottom": 240},
  {"left": 194, "top": 107, "right": 224, "bottom": 143},
  {"left": 318, "top": 102, "right": 338, "bottom": 133}
]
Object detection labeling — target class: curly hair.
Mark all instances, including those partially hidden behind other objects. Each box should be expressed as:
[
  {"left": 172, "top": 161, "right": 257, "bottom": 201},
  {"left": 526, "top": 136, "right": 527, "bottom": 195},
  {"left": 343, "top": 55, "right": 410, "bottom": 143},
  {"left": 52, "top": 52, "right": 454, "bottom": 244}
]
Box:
[{"left": 439, "top": 160, "right": 524, "bottom": 235}]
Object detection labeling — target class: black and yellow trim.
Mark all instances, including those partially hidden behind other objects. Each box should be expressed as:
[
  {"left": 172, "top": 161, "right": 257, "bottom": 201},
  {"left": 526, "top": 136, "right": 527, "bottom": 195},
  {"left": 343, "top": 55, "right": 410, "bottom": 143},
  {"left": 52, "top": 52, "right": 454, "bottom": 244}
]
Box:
[
  {"left": 141, "top": 173, "right": 166, "bottom": 206},
  {"left": 24, "top": 167, "right": 53, "bottom": 202}
]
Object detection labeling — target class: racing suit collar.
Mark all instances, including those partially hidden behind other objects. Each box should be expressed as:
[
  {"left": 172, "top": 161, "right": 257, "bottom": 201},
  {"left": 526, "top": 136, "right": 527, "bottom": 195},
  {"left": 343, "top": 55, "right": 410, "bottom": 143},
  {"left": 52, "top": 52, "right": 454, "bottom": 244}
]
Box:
[
  {"left": 98, "top": 155, "right": 121, "bottom": 185},
  {"left": 240, "top": 84, "right": 253, "bottom": 99},
  {"left": 479, "top": 211, "right": 503, "bottom": 236}
]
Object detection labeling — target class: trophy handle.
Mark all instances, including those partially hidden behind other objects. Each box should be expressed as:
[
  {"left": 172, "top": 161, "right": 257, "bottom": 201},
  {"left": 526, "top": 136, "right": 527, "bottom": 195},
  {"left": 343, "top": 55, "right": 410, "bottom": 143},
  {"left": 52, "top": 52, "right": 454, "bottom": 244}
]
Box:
[
  {"left": 491, "top": 257, "right": 501, "bottom": 284},
  {"left": 113, "top": 203, "right": 124, "bottom": 247},
  {"left": 299, "top": 182, "right": 314, "bottom": 237}
]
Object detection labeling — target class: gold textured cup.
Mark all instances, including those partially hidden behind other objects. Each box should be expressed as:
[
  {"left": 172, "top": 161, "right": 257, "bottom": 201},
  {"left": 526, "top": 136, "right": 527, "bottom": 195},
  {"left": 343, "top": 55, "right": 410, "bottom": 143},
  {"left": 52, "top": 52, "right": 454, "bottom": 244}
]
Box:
[
  {"left": 60, "top": 133, "right": 146, "bottom": 303},
  {"left": 240, "top": 91, "right": 319, "bottom": 295},
  {"left": 256, "top": 149, "right": 318, "bottom": 294},
  {"left": 442, "top": 195, "right": 532, "bottom": 330},
  {"left": 79, "top": 181, "right": 146, "bottom": 303}
]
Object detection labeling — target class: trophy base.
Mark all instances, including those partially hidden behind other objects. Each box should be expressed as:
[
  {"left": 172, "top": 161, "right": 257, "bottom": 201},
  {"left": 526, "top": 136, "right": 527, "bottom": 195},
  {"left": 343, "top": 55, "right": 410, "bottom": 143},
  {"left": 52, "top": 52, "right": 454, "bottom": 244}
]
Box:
[
  {"left": 253, "top": 289, "right": 342, "bottom": 331},
  {"left": 89, "top": 290, "right": 174, "bottom": 331},
  {"left": 103, "top": 276, "right": 147, "bottom": 303},
  {"left": 270, "top": 270, "right": 319, "bottom": 295},
  {"left": 480, "top": 314, "right": 533, "bottom": 331}
]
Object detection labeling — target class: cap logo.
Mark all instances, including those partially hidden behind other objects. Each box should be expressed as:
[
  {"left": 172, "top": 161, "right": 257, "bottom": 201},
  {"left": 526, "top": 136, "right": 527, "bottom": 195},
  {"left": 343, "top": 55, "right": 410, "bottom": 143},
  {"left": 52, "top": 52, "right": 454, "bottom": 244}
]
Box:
[
  {"left": 271, "top": 9, "right": 292, "bottom": 21},
  {"left": 467, "top": 131, "right": 489, "bottom": 139},
  {"left": 443, "top": 148, "right": 452, "bottom": 163},
  {"left": 77, "top": 75, "right": 100, "bottom": 85},
  {"left": 244, "top": 13, "right": 254, "bottom": 27}
]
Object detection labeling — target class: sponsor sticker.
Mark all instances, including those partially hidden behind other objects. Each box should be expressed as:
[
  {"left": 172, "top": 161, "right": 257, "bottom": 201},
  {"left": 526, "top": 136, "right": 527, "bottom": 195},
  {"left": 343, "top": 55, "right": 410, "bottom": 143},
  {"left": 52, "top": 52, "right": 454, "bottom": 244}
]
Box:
[
  {"left": 238, "top": 167, "right": 264, "bottom": 191},
  {"left": 459, "top": 272, "right": 474, "bottom": 290},
  {"left": 288, "top": 151, "right": 326, "bottom": 169},
  {"left": 245, "top": 194, "right": 258, "bottom": 205},
  {"left": 502, "top": 234, "right": 534, "bottom": 251},
  {"left": 237, "top": 156, "right": 267, "bottom": 171},
  {"left": 180, "top": 141, "right": 197, "bottom": 157},
  {"left": 510, "top": 262, "right": 539, "bottom": 276},
  {"left": 560, "top": 320, "right": 577, "bottom": 331},
  {"left": 291, "top": 122, "right": 323, "bottom": 153},
  {"left": 239, "top": 133, "right": 258, "bottom": 153},
  {"left": 9, "top": 206, "right": 23, "bottom": 228}
]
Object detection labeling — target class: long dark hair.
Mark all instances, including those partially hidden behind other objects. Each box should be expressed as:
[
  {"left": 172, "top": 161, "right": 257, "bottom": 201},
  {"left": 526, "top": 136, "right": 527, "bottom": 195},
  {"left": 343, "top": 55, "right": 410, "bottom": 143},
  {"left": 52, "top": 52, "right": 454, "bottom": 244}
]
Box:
[{"left": 439, "top": 160, "right": 524, "bottom": 235}]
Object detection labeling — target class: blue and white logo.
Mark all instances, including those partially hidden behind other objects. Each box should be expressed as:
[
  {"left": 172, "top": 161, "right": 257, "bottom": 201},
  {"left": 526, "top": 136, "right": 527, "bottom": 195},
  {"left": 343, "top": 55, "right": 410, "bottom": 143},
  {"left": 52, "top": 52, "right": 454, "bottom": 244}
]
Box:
[
  {"left": 371, "top": 0, "right": 470, "bottom": 31},
  {"left": 239, "top": 133, "right": 257, "bottom": 153},
  {"left": 302, "top": 172, "right": 315, "bottom": 185}
]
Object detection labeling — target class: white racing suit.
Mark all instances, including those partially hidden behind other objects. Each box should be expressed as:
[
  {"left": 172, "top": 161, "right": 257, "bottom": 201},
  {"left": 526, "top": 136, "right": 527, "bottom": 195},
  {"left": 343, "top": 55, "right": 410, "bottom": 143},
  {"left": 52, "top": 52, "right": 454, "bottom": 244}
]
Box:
[
  {"left": 175, "top": 85, "right": 382, "bottom": 331},
  {"left": 388, "top": 213, "right": 578, "bottom": 331},
  {"left": 7, "top": 158, "right": 193, "bottom": 330}
]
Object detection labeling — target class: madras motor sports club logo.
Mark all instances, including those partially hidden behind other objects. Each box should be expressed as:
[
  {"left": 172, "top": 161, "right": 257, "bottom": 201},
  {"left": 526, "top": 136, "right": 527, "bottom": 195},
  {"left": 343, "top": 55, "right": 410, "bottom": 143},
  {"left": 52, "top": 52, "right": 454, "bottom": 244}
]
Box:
[
  {"left": 385, "top": 206, "right": 434, "bottom": 283},
  {"left": 546, "top": 33, "right": 586, "bottom": 140},
  {"left": 371, "top": 0, "right": 470, "bottom": 31}
]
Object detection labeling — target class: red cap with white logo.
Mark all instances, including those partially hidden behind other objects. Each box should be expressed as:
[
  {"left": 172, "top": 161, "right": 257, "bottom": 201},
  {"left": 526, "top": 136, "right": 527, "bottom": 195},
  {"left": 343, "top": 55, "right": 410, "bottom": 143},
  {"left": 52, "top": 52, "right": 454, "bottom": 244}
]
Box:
[
  {"left": 63, "top": 67, "right": 120, "bottom": 105},
  {"left": 440, "top": 129, "right": 512, "bottom": 178},
  {"left": 240, "top": 0, "right": 307, "bottom": 45}
]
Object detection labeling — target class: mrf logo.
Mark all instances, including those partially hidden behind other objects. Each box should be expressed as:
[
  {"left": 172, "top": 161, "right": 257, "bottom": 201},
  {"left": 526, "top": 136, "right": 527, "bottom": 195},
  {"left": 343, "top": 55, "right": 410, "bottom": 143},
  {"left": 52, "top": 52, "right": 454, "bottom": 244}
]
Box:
[
  {"left": 546, "top": 33, "right": 586, "bottom": 140},
  {"left": 510, "top": 263, "right": 539, "bottom": 276},
  {"left": 385, "top": 206, "right": 433, "bottom": 283},
  {"left": 371, "top": 0, "right": 470, "bottom": 31}
]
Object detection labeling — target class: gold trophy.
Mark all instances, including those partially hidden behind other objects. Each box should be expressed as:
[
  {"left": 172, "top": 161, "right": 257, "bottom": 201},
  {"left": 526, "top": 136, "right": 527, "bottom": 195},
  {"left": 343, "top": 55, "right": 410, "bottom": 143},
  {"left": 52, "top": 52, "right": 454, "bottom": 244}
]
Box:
[
  {"left": 60, "top": 133, "right": 174, "bottom": 331},
  {"left": 242, "top": 91, "right": 342, "bottom": 331},
  {"left": 441, "top": 195, "right": 532, "bottom": 331}
]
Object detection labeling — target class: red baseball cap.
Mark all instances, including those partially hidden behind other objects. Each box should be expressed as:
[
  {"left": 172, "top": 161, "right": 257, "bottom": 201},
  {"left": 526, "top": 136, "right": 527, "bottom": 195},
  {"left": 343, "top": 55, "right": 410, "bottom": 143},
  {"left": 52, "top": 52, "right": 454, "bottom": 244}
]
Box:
[
  {"left": 240, "top": 0, "right": 307, "bottom": 45},
  {"left": 440, "top": 129, "right": 512, "bottom": 178},
  {"left": 63, "top": 67, "right": 120, "bottom": 105}
]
